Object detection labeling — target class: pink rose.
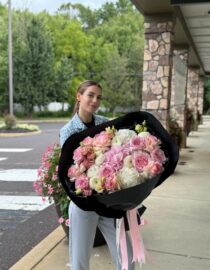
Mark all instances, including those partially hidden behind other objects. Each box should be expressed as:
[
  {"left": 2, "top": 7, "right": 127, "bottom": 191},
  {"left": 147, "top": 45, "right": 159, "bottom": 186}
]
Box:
[
  {"left": 73, "top": 147, "right": 84, "bottom": 164},
  {"left": 80, "top": 146, "right": 92, "bottom": 156},
  {"left": 93, "top": 132, "right": 112, "bottom": 148},
  {"left": 146, "top": 161, "right": 163, "bottom": 177},
  {"left": 132, "top": 151, "right": 150, "bottom": 172},
  {"left": 129, "top": 136, "right": 145, "bottom": 151},
  {"left": 151, "top": 148, "right": 166, "bottom": 163},
  {"left": 81, "top": 158, "right": 94, "bottom": 170},
  {"left": 145, "top": 134, "right": 160, "bottom": 151},
  {"left": 99, "top": 164, "right": 115, "bottom": 180},
  {"left": 68, "top": 165, "right": 82, "bottom": 179},
  {"left": 83, "top": 189, "right": 93, "bottom": 196},
  {"left": 104, "top": 176, "right": 118, "bottom": 191},
  {"left": 86, "top": 149, "right": 96, "bottom": 160},
  {"left": 81, "top": 136, "right": 93, "bottom": 146},
  {"left": 75, "top": 175, "right": 89, "bottom": 190}
]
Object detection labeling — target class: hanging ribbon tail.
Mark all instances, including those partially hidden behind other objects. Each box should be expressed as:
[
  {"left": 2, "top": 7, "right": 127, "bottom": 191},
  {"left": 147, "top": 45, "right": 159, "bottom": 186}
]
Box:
[
  {"left": 127, "top": 208, "right": 146, "bottom": 267},
  {"left": 116, "top": 217, "right": 128, "bottom": 270}
]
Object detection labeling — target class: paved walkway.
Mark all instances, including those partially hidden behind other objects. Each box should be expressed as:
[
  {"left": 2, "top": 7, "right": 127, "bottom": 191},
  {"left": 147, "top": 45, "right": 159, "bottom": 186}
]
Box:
[{"left": 10, "top": 116, "right": 210, "bottom": 270}]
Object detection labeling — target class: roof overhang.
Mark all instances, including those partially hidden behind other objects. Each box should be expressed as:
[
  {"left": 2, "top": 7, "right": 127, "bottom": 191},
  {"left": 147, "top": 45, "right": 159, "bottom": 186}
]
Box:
[{"left": 131, "top": 0, "right": 210, "bottom": 76}]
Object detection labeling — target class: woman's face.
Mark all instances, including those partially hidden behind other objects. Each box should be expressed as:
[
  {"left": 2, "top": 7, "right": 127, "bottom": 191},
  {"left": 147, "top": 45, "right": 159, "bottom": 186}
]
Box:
[{"left": 77, "top": 85, "right": 102, "bottom": 114}]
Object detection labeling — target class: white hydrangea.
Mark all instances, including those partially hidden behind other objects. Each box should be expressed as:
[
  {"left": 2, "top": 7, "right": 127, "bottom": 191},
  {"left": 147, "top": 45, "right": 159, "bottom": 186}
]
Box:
[
  {"left": 95, "top": 153, "right": 105, "bottom": 166},
  {"left": 117, "top": 167, "right": 140, "bottom": 189},
  {"left": 123, "top": 155, "right": 133, "bottom": 168},
  {"left": 112, "top": 129, "right": 136, "bottom": 146},
  {"left": 87, "top": 164, "right": 100, "bottom": 178}
]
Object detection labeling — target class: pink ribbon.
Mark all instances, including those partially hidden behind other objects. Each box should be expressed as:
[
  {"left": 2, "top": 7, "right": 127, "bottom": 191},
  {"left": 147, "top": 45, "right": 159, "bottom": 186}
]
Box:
[{"left": 116, "top": 208, "right": 147, "bottom": 270}]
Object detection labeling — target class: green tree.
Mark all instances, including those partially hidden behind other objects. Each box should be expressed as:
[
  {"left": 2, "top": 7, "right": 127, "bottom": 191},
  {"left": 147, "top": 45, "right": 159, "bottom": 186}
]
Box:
[
  {"left": 53, "top": 57, "right": 73, "bottom": 108},
  {"left": 13, "top": 16, "right": 55, "bottom": 116}
]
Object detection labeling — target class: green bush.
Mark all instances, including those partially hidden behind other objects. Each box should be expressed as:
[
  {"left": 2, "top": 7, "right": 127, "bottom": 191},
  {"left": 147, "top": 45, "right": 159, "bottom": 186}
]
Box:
[{"left": 4, "top": 114, "right": 17, "bottom": 129}]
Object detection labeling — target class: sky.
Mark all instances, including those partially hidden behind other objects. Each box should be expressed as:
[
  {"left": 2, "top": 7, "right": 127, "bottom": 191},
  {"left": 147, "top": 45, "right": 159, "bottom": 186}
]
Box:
[{"left": 0, "top": 0, "right": 117, "bottom": 13}]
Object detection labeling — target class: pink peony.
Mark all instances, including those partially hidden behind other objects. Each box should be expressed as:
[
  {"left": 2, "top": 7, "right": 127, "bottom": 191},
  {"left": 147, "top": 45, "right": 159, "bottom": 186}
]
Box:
[{"left": 132, "top": 151, "right": 150, "bottom": 172}]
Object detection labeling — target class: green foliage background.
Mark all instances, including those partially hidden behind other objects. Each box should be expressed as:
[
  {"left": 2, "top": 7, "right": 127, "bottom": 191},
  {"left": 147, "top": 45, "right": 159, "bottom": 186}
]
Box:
[{"left": 0, "top": 0, "right": 145, "bottom": 117}]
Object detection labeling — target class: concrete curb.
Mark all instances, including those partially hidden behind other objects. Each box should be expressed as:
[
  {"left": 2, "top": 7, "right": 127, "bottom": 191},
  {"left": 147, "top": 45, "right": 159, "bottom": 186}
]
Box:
[
  {"left": 10, "top": 226, "right": 66, "bottom": 270},
  {"left": 0, "top": 130, "right": 41, "bottom": 137}
]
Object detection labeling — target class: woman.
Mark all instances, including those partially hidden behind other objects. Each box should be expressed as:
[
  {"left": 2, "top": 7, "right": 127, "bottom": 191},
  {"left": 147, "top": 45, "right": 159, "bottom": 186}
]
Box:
[{"left": 60, "top": 80, "right": 135, "bottom": 270}]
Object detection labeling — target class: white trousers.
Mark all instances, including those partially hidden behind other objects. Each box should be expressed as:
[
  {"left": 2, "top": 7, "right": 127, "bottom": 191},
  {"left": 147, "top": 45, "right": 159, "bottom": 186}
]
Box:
[{"left": 69, "top": 202, "right": 135, "bottom": 270}]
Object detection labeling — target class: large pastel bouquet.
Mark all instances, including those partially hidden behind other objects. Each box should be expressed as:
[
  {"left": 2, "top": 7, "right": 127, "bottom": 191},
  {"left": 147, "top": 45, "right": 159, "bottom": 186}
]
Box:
[
  {"left": 58, "top": 111, "right": 179, "bottom": 219},
  {"left": 58, "top": 111, "right": 179, "bottom": 270},
  {"left": 67, "top": 121, "right": 167, "bottom": 197}
]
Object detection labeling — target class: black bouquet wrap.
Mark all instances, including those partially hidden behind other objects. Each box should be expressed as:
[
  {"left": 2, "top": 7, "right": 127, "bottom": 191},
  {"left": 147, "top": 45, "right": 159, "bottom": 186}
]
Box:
[{"left": 58, "top": 111, "right": 179, "bottom": 218}]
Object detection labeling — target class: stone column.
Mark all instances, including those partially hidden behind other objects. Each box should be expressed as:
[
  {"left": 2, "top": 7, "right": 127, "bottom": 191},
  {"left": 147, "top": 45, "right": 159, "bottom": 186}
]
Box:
[
  {"left": 170, "top": 48, "right": 188, "bottom": 147},
  {"left": 142, "top": 14, "right": 175, "bottom": 129},
  {"left": 198, "top": 76, "right": 204, "bottom": 123},
  {"left": 187, "top": 67, "right": 200, "bottom": 130}
]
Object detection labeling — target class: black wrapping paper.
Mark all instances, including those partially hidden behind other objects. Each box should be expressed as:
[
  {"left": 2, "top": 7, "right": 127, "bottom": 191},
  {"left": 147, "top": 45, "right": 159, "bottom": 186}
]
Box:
[{"left": 58, "top": 111, "right": 179, "bottom": 218}]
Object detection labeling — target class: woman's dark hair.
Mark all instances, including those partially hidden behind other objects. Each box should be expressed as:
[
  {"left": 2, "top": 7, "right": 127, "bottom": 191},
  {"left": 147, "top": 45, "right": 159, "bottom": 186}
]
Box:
[{"left": 72, "top": 80, "right": 102, "bottom": 114}]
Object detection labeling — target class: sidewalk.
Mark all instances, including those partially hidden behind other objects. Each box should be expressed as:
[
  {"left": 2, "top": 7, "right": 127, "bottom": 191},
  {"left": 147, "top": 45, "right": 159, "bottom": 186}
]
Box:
[{"left": 10, "top": 116, "right": 210, "bottom": 270}]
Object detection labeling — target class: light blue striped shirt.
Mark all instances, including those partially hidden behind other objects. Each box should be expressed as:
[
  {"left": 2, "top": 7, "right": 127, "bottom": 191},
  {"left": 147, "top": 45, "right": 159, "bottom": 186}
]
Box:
[{"left": 59, "top": 113, "right": 108, "bottom": 147}]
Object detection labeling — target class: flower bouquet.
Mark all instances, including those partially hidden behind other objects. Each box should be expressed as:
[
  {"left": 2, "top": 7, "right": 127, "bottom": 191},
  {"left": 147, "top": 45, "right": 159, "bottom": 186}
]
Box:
[
  {"left": 58, "top": 111, "right": 179, "bottom": 269},
  {"left": 58, "top": 111, "right": 179, "bottom": 218}
]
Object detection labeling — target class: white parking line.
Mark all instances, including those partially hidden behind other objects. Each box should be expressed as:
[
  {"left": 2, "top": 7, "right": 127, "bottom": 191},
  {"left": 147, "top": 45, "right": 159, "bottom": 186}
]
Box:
[
  {"left": 0, "top": 157, "right": 8, "bottom": 161},
  {"left": 0, "top": 169, "right": 37, "bottom": 182},
  {"left": 0, "top": 148, "right": 33, "bottom": 152},
  {"left": 0, "top": 195, "right": 52, "bottom": 211}
]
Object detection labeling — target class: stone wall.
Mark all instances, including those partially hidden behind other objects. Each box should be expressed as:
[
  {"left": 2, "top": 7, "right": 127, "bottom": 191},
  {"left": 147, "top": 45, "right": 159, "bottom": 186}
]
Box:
[{"left": 142, "top": 15, "right": 175, "bottom": 128}]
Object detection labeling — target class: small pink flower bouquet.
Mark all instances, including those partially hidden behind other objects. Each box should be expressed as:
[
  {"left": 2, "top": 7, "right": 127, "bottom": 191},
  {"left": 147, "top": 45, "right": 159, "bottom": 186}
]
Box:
[
  {"left": 33, "top": 144, "right": 70, "bottom": 226},
  {"left": 67, "top": 121, "right": 167, "bottom": 197}
]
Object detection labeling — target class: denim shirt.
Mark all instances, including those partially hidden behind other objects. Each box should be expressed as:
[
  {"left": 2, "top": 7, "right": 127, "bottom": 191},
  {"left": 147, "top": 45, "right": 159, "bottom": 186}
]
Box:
[{"left": 60, "top": 113, "right": 108, "bottom": 147}]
